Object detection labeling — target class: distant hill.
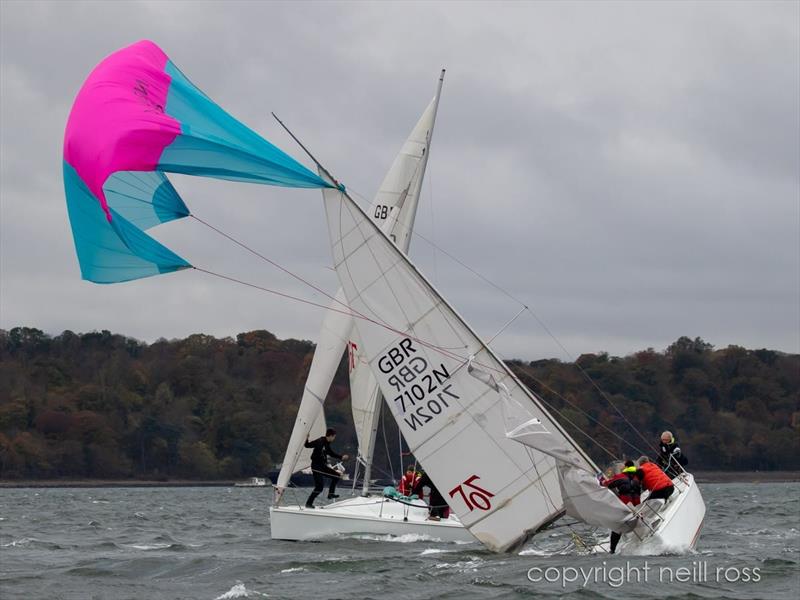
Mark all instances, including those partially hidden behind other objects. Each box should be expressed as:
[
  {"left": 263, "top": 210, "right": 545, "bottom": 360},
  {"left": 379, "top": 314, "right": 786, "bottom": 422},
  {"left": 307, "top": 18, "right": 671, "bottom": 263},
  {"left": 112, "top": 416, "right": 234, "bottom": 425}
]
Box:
[{"left": 0, "top": 327, "right": 797, "bottom": 480}]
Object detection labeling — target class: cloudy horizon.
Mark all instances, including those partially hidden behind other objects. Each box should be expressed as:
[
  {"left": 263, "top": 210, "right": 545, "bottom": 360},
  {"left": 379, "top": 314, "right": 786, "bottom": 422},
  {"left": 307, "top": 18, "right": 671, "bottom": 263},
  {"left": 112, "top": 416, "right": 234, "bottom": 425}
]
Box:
[{"left": 1, "top": 0, "right": 798, "bottom": 361}]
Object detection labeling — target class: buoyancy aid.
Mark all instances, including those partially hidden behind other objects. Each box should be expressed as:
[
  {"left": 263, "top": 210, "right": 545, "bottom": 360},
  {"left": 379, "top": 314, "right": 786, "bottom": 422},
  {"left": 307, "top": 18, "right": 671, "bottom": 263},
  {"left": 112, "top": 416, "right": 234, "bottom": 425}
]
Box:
[{"left": 638, "top": 462, "right": 673, "bottom": 492}]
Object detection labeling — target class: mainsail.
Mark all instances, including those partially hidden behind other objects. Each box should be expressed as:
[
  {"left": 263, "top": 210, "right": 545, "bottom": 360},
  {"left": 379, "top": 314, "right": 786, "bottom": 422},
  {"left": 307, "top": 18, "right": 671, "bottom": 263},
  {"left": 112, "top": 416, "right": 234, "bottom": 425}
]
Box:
[
  {"left": 274, "top": 74, "right": 444, "bottom": 500},
  {"left": 319, "top": 176, "right": 599, "bottom": 552}
]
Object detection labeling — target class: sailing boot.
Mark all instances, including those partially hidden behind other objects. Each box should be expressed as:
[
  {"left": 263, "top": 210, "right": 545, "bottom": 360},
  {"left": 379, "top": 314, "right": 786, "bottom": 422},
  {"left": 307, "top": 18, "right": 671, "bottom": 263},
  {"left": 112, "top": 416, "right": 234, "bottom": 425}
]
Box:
[{"left": 306, "top": 491, "right": 319, "bottom": 508}]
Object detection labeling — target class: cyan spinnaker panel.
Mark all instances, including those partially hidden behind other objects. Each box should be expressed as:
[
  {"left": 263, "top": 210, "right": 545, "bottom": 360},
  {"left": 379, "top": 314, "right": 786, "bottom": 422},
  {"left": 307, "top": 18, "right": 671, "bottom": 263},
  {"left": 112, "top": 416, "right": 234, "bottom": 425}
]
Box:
[
  {"left": 104, "top": 170, "right": 189, "bottom": 230},
  {"left": 159, "top": 60, "right": 326, "bottom": 188},
  {"left": 63, "top": 40, "right": 332, "bottom": 284},
  {"left": 64, "top": 162, "right": 191, "bottom": 284}
]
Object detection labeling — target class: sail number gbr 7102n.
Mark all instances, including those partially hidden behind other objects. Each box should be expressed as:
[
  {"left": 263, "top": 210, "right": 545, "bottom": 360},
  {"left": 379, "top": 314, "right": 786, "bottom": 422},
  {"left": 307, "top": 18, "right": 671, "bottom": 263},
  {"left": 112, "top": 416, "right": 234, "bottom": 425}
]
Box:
[{"left": 378, "top": 338, "right": 459, "bottom": 432}]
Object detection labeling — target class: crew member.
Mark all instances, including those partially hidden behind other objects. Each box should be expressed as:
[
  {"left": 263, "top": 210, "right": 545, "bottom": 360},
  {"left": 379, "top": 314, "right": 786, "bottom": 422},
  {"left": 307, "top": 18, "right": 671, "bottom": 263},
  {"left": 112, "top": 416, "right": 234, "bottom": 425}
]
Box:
[
  {"left": 304, "top": 428, "right": 349, "bottom": 508},
  {"left": 601, "top": 460, "right": 641, "bottom": 554},
  {"left": 414, "top": 472, "right": 449, "bottom": 521},
  {"left": 398, "top": 467, "right": 421, "bottom": 498},
  {"left": 658, "top": 431, "right": 688, "bottom": 477},
  {"left": 637, "top": 456, "right": 674, "bottom": 502}
]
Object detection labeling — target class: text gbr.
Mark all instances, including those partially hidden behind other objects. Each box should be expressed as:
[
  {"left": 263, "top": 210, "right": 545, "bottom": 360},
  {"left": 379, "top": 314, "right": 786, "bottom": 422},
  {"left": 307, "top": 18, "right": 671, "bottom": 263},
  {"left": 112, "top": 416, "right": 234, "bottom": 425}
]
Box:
[{"left": 378, "top": 338, "right": 459, "bottom": 432}]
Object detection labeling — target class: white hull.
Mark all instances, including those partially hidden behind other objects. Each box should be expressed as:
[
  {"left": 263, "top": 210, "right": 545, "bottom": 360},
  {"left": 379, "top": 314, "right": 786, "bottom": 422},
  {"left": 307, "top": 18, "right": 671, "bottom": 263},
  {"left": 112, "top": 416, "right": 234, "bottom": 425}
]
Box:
[
  {"left": 270, "top": 496, "right": 475, "bottom": 544},
  {"left": 618, "top": 473, "right": 705, "bottom": 554}
]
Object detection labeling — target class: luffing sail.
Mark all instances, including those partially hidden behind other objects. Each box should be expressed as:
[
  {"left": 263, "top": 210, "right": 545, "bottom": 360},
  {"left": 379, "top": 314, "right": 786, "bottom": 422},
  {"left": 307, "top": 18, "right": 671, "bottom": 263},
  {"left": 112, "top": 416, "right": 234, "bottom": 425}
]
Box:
[
  {"left": 475, "top": 363, "right": 638, "bottom": 534},
  {"left": 275, "top": 82, "right": 444, "bottom": 499},
  {"left": 63, "top": 40, "right": 331, "bottom": 284}
]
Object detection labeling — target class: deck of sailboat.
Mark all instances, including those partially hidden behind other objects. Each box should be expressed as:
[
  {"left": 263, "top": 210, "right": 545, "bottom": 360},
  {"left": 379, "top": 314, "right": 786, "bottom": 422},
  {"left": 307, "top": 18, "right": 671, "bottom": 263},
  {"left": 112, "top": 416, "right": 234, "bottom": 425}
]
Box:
[
  {"left": 270, "top": 495, "right": 475, "bottom": 543},
  {"left": 618, "top": 472, "right": 706, "bottom": 554}
]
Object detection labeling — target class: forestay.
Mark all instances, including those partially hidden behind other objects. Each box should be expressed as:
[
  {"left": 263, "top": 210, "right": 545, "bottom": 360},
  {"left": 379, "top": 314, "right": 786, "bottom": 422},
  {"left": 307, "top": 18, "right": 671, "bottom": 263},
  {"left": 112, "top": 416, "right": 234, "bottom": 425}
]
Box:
[
  {"left": 320, "top": 180, "right": 598, "bottom": 552},
  {"left": 275, "top": 78, "right": 443, "bottom": 501}
]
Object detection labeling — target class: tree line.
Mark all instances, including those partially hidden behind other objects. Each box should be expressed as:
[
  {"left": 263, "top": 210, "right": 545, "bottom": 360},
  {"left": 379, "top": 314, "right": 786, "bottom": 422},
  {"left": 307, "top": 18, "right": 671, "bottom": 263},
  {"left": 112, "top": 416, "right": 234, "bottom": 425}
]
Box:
[{"left": 0, "top": 327, "right": 797, "bottom": 480}]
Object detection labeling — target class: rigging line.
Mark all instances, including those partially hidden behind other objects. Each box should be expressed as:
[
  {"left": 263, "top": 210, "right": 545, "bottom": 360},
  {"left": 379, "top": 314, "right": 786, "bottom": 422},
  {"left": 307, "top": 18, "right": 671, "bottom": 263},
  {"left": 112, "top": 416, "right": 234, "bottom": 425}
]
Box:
[
  {"left": 349, "top": 183, "right": 657, "bottom": 455},
  {"left": 189, "top": 214, "right": 357, "bottom": 317},
  {"left": 521, "top": 373, "right": 647, "bottom": 459},
  {"left": 196, "top": 266, "right": 628, "bottom": 460},
  {"left": 538, "top": 332, "right": 661, "bottom": 456},
  {"left": 193, "top": 267, "right": 362, "bottom": 318},
  {"left": 484, "top": 306, "right": 527, "bottom": 348},
  {"left": 194, "top": 205, "right": 479, "bottom": 366}
]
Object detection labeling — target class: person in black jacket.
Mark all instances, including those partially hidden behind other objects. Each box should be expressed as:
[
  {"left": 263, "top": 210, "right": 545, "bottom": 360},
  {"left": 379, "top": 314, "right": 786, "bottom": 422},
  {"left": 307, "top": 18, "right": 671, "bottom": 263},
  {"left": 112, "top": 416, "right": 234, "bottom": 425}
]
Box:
[
  {"left": 304, "top": 428, "right": 349, "bottom": 508},
  {"left": 413, "top": 471, "right": 450, "bottom": 521},
  {"left": 657, "top": 431, "right": 688, "bottom": 477}
]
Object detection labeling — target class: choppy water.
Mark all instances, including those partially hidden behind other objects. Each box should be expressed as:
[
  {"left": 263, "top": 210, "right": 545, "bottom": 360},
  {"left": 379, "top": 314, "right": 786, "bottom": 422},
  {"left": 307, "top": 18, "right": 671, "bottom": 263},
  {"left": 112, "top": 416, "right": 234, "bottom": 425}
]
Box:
[{"left": 1, "top": 482, "right": 797, "bottom": 599}]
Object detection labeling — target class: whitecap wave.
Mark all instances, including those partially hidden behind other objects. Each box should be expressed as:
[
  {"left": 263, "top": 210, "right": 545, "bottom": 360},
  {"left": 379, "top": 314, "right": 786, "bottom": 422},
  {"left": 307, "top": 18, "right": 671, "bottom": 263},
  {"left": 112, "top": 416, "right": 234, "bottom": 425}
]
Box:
[
  {"left": 279, "top": 567, "right": 306, "bottom": 574},
  {"left": 214, "top": 583, "right": 268, "bottom": 599}
]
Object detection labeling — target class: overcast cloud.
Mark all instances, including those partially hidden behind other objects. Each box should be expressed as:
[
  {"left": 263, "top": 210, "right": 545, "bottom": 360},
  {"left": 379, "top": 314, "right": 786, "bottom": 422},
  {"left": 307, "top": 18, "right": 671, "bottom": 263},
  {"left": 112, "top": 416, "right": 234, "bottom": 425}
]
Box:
[{"left": 1, "top": 0, "right": 798, "bottom": 360}]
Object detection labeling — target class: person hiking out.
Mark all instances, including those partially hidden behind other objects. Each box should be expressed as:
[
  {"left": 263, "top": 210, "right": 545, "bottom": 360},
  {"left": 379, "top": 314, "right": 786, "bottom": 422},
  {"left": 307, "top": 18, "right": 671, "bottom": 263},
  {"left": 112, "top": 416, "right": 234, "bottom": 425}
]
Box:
[
  {"left": 304, "top": 428, "right": 349, "bottom": 508},
  {"left": 637, "top": 456, "right": 674, "bottom": 502}
]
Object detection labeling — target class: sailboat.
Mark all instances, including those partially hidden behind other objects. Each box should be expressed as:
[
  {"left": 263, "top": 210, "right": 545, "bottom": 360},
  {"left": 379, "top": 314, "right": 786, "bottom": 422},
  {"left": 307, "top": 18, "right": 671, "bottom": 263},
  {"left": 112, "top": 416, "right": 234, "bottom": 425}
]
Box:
[
  {"left": 292, "top": 93, "right": 707, "bottom": 553},
  {"left": 62, "top": 41, "right": 704, "bottom": 554},
  {"left": 270, "top": 72, "right": 475, "bottom": 543}
]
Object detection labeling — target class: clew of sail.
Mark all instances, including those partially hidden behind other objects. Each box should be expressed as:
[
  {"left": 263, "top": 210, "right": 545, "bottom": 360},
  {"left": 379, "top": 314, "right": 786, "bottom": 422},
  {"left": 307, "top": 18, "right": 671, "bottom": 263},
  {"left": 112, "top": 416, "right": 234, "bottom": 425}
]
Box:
[
  {"left": 275, "top": 76, "right": 444, "bottom": 502},
  {"left": 319, "top": 179, "right": 598, "bottom": 552},
  {"left": 470, "top": 362, "right": 639, "bottom": 534}
]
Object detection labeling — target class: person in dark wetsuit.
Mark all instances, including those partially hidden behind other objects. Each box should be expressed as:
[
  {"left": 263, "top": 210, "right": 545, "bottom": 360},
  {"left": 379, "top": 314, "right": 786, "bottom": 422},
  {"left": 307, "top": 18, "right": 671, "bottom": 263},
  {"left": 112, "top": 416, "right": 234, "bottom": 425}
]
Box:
[
  {"left": 304, "top": 428, "right": 349, "bottom": 508},
  {"left": 601, "top": 460, "right": 642, "bottom": 554},
  {"left": 413, "top": 472, "right": 450, "bottom": 521}
]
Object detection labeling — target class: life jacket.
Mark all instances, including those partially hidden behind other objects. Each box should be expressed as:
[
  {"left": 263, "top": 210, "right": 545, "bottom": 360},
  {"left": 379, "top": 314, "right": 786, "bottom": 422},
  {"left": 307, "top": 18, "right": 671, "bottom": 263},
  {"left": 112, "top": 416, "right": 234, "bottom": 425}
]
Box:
[
  {"left": 639, "top": 462, "right": 673, "bottom": 492},
  {"left": 398, "top": 472, "right": 420, "bottom": 497}
]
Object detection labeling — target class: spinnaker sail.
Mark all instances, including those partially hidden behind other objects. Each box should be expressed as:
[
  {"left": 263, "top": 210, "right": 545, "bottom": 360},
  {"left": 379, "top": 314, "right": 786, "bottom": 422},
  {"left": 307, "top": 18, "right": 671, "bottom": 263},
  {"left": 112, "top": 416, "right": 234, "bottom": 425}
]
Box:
[{"left": 63, "top": 40, "right": 331, "bottom": 284}]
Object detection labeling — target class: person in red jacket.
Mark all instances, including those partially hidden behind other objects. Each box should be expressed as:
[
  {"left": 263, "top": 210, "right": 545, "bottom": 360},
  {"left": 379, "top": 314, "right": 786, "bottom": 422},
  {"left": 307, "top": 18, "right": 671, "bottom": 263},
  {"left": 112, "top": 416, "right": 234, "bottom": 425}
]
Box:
[
  {"left": 398, "top": 467, "right": 421, "bottom": 498},
  {"left": 637, "top": 456, "right": 674, "bottom": 502},
  {"left": 601, "top": 460, "right": 641, "bottom": 553}
]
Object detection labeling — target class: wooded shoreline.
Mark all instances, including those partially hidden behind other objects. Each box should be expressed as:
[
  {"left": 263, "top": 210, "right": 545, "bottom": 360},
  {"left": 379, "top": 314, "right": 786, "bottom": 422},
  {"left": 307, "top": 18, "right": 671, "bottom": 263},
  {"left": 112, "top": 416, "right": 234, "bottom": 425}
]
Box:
[{"left": 1, "top": 471, "right": 799, "bottom": 488}]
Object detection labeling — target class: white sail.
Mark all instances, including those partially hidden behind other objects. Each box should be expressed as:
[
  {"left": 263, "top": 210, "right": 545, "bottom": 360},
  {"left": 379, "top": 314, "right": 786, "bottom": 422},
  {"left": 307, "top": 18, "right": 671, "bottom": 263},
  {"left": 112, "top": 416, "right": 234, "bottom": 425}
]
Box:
[
  {"left": 319, "top": 178, "right": 598, "bottom": 552},
  {"left": 275, "top": 75, "right": 444, "bottom": 502},
  {"left": 274, "top": 288, "right": 353, "bottom": 499},
  {"left": 351, "top": 78, "right": 444, "bottom": 489}
]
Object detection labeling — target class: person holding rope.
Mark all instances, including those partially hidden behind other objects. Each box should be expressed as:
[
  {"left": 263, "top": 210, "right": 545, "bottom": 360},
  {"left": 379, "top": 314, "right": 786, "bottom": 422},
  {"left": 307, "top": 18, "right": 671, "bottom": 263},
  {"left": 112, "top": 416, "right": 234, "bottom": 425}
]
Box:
[
  {"left": 304, "top": 428, "right": 349, "bottom": 508},
  {"left": 657, "top": 431, "right": 688, "bottom": 477}
]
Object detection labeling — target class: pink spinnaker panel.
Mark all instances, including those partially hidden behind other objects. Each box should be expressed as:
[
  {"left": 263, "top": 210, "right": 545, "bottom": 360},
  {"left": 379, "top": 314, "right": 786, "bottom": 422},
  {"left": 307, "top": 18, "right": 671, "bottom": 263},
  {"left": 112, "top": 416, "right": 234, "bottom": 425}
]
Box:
[{"left": 63, "top": 40, "right": 181, "bottom": 219}]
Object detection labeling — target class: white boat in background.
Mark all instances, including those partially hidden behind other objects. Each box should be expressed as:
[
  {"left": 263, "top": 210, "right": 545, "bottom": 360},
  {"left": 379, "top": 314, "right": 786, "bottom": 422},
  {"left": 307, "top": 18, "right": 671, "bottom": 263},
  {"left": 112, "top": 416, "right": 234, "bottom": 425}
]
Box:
[
  {"left": 270, "top": 70, "right": 463, "bottom": 543},
  {"left": 271, "top": 495, "right": 474, "bottom": 543},
  {"left": 235, "top": 477, "right": 269, "bottom": 488}
]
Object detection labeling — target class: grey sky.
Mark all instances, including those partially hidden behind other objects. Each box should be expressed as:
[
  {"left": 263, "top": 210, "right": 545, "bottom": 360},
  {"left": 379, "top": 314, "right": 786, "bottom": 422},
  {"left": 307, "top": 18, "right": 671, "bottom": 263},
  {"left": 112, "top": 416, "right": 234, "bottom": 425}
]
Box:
[{"left": 1, "top": 0, "right": 798, "bottom": 360}]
